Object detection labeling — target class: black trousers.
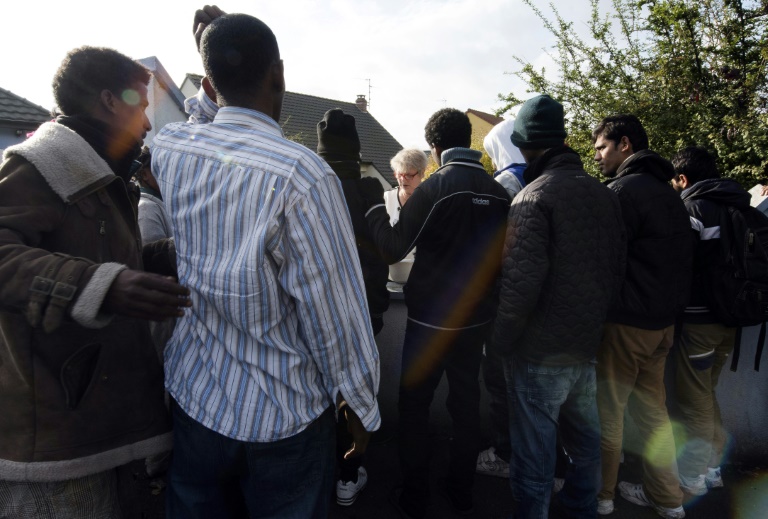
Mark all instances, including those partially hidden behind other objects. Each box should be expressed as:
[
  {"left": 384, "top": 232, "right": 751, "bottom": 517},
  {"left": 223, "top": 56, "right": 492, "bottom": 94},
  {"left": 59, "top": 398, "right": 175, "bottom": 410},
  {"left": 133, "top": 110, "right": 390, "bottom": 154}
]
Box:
[{"left": 397, "top": 318, "right": 488, "bottom": 515}]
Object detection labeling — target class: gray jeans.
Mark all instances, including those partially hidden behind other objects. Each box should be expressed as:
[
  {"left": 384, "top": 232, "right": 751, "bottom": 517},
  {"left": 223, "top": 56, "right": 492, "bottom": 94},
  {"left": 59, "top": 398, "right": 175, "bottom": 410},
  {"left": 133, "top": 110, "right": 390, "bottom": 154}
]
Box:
[{"left": 0, "top": 469, "right": 121, "bottom": 519}]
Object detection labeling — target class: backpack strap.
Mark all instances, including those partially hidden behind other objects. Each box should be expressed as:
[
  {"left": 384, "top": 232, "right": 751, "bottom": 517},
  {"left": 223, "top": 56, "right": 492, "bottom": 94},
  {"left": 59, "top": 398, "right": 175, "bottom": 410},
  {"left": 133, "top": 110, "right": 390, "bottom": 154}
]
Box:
[
  {"left": 730, "top": 326, "right": 742, "bottom": 372},
  {"left": 755, "top": 321, "right": 766, "bottom": 371}
]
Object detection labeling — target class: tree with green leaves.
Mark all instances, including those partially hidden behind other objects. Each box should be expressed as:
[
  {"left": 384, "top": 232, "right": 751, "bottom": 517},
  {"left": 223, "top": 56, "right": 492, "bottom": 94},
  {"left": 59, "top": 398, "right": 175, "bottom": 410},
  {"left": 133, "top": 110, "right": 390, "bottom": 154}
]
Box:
[{"left": 500, "top": 0, "right": 768, "bottom": 185}]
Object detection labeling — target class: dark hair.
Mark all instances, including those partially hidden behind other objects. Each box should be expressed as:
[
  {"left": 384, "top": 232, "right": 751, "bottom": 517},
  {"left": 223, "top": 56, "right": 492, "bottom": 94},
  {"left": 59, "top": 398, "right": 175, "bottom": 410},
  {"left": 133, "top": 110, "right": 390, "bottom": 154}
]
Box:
[
  {"left": 52, "top": 46, "right": 150, "bottom": 116},
  {"left": 201, "top": 14, "right": 280, "bottom": 100},
  {"left": 424, "top": 108, "right": 472, "bottom": 150},
  {"left": 592, "top": 114, "right": 649, "bottom": 152},
  {"left": 671, "top": 146, "right": 720, "bottom": 184},
  {"left": 131, "top": 146, "right": 152, "bottom": 180}
]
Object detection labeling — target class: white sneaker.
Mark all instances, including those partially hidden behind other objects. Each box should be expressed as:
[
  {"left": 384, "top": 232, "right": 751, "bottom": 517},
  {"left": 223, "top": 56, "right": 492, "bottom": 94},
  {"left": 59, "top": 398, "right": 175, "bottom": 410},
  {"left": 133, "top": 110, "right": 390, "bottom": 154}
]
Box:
[
  {"left": 618, "top": 481, "right": 685, "bottom": 519},
  {"left": 706, "top": 466, "right": 724, "bottom": 489},
  {"left": 475, "top": 447, "right": 510, "bottom": 478},
  {"left": 336, "top": 467, "right": 368, "bottom": 506},
  {"left": 679, "top": 473, "right": 707, "bottom": 496},
  {"left": 552, "top": 477, "right": 565, "bottom": 493},
  {"left": 597, "top": 499, "right": 614, "bottom": 515}
]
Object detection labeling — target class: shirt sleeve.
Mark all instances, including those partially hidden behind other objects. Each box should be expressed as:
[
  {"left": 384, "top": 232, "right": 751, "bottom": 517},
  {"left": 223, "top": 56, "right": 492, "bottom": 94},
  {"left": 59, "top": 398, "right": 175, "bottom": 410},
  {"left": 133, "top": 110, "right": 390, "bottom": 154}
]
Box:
[
  {"left": 365, "top": 184, "right": 434, "bottom": 264},
  {"left": 283, "top": 161, "right": 381, "bottom": 431},
  {"left": 138, "top": 200, "right": 171, "bottom": 245},
  {"left": 184, "top": 86, "right": 219, "bottom": 124}
]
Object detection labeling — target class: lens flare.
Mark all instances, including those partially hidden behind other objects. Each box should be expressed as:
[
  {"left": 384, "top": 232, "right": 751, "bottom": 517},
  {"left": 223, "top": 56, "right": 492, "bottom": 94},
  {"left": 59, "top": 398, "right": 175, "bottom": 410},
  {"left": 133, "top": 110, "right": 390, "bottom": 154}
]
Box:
[
  {"left": 733, "top": 470, "right": 768, "bottom": 518},
  {"left": 643, "top": 421, "right": 679, "bottom": 469},
  {"left": 122, "top": 89, "right": 140, "bottom": 106}
]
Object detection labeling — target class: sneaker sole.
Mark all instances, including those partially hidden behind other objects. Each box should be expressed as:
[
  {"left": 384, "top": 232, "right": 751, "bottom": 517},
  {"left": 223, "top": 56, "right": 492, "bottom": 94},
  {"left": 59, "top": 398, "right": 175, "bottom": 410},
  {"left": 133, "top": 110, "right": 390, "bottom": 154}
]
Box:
[{"left": 336, "top": 480, "right": 367, "bottom": 506}]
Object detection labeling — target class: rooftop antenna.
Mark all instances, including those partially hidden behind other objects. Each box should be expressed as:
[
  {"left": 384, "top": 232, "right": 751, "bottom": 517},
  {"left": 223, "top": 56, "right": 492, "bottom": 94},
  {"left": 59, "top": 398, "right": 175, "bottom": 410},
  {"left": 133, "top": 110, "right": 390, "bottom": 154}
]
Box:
[
  {"left": 364, "top": 78, "right": 373, "bottom": 111},
  {"left": 353, "top": 77, "right": 374, "bottom": 111}
]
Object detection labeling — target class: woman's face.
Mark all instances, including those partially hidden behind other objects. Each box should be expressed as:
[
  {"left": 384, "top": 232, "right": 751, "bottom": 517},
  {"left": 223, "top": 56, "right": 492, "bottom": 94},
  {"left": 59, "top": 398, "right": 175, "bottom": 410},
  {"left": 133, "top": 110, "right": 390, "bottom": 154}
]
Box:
[{"left": 395, "top": 169, "right": 423, "bottom": 197}]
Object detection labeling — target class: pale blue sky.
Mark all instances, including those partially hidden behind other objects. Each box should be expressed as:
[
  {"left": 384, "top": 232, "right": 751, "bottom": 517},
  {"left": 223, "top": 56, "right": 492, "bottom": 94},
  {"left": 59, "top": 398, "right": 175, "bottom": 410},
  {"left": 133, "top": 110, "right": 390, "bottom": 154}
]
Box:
[{"left": 4, "top": 0, "right": 606, "bottom": 147}]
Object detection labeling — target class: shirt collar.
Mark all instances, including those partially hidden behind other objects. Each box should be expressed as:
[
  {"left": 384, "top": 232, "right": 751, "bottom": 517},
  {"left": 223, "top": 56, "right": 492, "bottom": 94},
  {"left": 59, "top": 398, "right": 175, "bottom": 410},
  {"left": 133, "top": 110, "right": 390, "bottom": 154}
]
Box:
[
  {"left": 213, "top": 107, "right": 284, "bottom": 137},
  {"left": 441, "top": 147, "right": 482, "bottom": 165}
]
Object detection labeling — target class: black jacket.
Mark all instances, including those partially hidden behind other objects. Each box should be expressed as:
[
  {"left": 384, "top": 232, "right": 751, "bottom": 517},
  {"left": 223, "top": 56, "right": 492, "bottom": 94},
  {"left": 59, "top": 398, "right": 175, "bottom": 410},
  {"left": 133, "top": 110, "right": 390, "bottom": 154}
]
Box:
[
  {"left": 365, "top": 151, "right": 511, "bottom": 328},
  {"left": 330, "top": 161, "right": 390, "bottom": 333},
  {"left": 605, "top": 149, "right": 693, "bottom": 329},
  {"left": 680, "top": 178, "right": 751, "bottom": 324},
  {"left": 492, "top": 147, "right": 625, "bottom": 365}
]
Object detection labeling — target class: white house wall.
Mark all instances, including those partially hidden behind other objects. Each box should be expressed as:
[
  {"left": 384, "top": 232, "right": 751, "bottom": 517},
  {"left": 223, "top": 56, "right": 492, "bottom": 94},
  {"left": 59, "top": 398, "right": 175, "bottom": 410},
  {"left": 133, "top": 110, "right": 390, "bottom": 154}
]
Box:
[{"left": 145, "top": 78, "right": 186, "bottom": 145}]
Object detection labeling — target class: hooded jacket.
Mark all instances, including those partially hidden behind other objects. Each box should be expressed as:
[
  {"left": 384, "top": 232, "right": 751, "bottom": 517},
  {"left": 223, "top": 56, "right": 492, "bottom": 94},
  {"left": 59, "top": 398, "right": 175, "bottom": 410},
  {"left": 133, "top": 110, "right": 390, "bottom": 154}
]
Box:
[
  {"left": 483, "top": 118, "right": 527, "bottom": 199},
  {"left": 680, "top": 178, "right": 751, "bottom": 324},
  {"left": 0, "top": 120, "right": 172, "bottom": 482},
  {"left": 605, "top": 149, "right": 694, "bottom": 329},
  {"left": 492, "top": 147, "right": 625, "bottom": 365}
]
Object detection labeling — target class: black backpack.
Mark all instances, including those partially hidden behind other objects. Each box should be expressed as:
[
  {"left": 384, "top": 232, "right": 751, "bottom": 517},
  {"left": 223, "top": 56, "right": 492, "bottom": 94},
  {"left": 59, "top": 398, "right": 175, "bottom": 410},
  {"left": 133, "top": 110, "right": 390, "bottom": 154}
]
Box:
[{"left": 710, "top": 204, "right": 768, "bottom": 370}]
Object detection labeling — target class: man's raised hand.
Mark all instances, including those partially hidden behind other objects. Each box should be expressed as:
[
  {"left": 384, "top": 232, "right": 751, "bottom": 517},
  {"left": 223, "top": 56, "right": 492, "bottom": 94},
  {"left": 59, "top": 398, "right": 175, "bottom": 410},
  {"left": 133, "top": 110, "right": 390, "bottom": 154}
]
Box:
[{"left": 194, "top": 5, "right": 226, "bottom": 50}]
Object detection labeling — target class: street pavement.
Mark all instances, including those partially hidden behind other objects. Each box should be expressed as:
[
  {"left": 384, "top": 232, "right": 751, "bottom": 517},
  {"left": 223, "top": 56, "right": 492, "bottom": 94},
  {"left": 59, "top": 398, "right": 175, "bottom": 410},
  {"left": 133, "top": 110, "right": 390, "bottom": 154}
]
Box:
[{"left": 119, "top": 432, "right": 768, "bottom": 518}]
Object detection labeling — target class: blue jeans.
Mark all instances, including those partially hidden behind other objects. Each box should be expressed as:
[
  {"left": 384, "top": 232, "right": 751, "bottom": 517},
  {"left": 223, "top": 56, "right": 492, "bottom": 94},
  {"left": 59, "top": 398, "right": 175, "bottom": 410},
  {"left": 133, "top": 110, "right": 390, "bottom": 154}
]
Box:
[
  {"left": 166, "top": 401, "right": 335, "bottom": 519},
  {"left": 504, "top": 357, "right": 601, "bottom": 519}
]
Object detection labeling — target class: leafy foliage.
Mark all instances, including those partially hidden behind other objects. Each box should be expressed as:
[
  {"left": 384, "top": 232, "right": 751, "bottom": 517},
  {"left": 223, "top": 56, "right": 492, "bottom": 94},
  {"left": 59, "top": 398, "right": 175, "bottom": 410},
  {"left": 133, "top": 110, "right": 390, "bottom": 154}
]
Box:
[{"left": 499, "top": 0, "right": 768, "bottom": 185}]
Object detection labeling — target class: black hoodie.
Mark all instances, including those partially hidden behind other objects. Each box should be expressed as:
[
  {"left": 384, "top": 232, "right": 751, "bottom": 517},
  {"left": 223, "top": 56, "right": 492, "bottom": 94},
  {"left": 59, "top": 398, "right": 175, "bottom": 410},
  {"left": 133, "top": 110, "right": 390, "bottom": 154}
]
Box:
[
  {"left": 605, "top": 149, "right": 694, "bottom": 329},
  {"left": 680, "top": 178, "right": 751, "bottom": 323}
]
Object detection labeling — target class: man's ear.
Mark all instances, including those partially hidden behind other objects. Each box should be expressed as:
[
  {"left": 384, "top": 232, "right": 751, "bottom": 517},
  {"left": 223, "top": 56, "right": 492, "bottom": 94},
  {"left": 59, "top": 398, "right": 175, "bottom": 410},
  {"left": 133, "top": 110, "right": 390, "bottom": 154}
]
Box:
[
  {"left": 678, "top": 173, "right": 690, "bottom": 189},
  {"left": 201, "top": 76, "right": 217, "bottom": 104},
  {"left": 99, "top": 89, "right": 118, "bottom": 114},
  {"left": 619, "top": 135, "right": 633, "bottom": 154},
  {"left": 271, "top": 59, "right": 285, "bottom": 93}
]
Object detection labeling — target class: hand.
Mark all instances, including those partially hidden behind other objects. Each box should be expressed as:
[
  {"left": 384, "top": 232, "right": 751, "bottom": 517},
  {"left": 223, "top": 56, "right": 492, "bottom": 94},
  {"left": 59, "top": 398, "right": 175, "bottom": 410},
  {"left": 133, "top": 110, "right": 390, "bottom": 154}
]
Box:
[
  {"left": 102, "top": 269, "right": 192, "bottom": 321},
  {"left": 761, "top": 185, "right": 768, "bottom": 197},
  {"left": 358, "top": 177, "right": 385, "bottom": 213},
  {"left": 342, "top": 407, "right": 372, "bottom": 459},
  {"left": 193, "top": 5, "right": 226, "bottom": 51}
]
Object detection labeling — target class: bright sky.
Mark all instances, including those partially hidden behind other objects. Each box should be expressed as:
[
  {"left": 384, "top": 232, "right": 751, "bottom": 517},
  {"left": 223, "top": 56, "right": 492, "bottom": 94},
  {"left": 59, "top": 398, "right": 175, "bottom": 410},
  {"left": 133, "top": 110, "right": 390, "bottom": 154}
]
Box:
[{"left": 3, "top": 0, "right": 604, "bottom": 148}]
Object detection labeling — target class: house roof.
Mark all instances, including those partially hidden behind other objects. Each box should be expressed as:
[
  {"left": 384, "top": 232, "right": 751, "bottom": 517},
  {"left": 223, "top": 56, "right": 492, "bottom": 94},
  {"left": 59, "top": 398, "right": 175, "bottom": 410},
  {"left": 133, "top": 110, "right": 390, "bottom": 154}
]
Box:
[
  {"left": 139, "top": 57, "right": 186, "bottom": 111},
  {"left": 0, "top": 86, "right": 50, "bottom": 126},
  {"left": 466, "top": 108, "right": 504, "bottom": 127},
  {"left": 185, "top": 74, "right": 402, "bottom": 186}
]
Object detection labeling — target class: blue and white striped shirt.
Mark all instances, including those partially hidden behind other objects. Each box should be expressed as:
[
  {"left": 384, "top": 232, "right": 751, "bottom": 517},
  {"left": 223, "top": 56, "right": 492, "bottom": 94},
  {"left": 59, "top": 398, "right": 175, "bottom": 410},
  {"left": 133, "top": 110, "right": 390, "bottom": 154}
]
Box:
[{"left": 151, "top": 89, "right": 380, "bottom": 442}]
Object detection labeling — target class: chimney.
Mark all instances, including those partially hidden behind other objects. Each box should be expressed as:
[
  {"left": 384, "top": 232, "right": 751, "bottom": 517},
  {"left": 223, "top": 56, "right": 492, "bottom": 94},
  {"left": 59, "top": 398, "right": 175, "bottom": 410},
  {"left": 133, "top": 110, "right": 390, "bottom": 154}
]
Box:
[{"left": 355, "top": 95, "right": 368, "bottom": 113}]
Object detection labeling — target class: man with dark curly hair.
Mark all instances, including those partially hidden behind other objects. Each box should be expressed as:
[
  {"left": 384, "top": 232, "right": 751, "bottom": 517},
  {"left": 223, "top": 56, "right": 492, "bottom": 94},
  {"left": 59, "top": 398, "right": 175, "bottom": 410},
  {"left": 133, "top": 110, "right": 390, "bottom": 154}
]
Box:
[
  {"left": 359, "top": 108, "right": 511, "bottom": 518},
  {"left": 0, "top": 46, "right": 189, "bottom": 517}
]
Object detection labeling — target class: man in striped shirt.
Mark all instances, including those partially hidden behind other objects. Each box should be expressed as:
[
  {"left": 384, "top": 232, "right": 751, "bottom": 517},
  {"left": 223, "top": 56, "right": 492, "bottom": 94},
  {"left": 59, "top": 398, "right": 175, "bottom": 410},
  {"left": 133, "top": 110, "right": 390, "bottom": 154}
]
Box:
[{"left": 151, "top": 9, "right": 380, "bottom": 518}]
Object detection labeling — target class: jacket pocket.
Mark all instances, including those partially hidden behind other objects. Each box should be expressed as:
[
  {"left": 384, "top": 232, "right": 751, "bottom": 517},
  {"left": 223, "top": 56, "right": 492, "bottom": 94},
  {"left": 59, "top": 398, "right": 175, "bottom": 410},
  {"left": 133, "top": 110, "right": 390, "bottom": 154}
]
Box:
[{"left": 60, "top": 343, "right": 102, "bottom": 409}]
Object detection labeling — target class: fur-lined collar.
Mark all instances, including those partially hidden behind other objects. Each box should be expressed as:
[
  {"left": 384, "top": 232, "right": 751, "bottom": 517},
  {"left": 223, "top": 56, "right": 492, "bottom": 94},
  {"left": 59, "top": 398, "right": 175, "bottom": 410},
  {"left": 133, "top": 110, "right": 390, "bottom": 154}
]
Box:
[{"left": 3, "top": 122, "right": 115, "bottom": 203}]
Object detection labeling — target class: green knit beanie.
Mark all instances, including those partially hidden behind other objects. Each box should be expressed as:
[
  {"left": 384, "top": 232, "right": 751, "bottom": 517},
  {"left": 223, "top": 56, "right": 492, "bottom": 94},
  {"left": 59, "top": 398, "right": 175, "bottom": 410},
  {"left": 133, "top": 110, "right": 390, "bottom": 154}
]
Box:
[{"left": 510, "top": 94, "right": 567, "bottom": 150}]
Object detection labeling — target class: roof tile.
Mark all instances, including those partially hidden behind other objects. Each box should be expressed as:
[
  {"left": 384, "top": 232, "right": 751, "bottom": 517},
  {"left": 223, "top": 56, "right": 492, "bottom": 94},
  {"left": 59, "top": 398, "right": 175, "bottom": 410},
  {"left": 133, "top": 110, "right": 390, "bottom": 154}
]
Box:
[{"left": 0, "top": 86, "right": 50, "bottom": 125}]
